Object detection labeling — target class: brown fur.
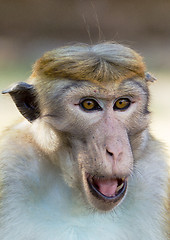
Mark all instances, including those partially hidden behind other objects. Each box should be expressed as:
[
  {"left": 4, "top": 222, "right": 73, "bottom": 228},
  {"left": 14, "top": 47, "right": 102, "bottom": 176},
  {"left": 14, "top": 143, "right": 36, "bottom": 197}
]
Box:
[{"left": 31, "top": 42, "right": 145, "bottom": 84}]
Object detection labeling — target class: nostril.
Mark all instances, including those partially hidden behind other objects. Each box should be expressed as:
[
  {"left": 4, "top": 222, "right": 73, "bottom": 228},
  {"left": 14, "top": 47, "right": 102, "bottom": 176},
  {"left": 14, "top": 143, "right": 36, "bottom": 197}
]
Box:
[{"left": 106, "top": 149, "right": 113, "bottom": 156}]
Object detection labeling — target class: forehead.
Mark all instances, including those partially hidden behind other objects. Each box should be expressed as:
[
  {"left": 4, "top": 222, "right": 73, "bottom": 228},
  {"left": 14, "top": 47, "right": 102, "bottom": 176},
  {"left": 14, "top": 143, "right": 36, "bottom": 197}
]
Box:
[
  {"left": 47, "top": 77, "right": 148, "bottom": 100},
  {"left": 88, "top": 78, "right": 147, "bottom": 95}
]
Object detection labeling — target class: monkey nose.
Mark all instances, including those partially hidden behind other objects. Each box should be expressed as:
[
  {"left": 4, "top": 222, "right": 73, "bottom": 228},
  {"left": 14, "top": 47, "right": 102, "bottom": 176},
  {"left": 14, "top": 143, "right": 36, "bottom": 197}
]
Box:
[
  {"left": 106, "top": 149, "right": 113, "bottom": 157},
  {"left": 106, "top": 149, "right": 123, "bottom": 162}
]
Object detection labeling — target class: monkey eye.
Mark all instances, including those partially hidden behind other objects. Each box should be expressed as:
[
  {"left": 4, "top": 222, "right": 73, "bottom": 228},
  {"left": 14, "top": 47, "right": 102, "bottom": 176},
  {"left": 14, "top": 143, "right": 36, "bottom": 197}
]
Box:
[
  {"left": 113, "top": 98, "right": 131, "bottom": 111},
  {"left": 80, "top": 99, "right": 102, "bottom": 111}
]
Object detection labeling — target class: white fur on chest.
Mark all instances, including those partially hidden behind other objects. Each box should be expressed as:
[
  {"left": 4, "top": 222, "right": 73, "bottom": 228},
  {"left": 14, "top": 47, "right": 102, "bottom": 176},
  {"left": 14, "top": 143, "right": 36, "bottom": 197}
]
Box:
[{"left": 0, "top": 152, "right": 167, "bottom": 240}]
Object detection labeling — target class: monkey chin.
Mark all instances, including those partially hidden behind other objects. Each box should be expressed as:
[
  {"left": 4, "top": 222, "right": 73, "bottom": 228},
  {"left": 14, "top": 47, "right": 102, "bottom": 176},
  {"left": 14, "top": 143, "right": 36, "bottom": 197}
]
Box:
[{"left": 83, "top": 173, "right": 128, "bottom": 211}]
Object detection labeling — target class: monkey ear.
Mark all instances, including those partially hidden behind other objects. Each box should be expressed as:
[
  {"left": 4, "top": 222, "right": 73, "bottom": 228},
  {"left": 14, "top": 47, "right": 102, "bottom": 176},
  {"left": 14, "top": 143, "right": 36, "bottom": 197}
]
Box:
[
  {"left": 145, "top": 72, "right": 157, "bottom": 83},
  {"left": 2, "top": 82, "right": 40, "bottom": 122}
]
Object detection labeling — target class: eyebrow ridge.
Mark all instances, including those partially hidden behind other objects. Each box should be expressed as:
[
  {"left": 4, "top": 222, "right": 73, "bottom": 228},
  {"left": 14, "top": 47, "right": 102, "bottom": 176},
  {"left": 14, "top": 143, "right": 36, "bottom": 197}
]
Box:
[{"left": 118, "top": 78, "right": 148, "bottom": 94}]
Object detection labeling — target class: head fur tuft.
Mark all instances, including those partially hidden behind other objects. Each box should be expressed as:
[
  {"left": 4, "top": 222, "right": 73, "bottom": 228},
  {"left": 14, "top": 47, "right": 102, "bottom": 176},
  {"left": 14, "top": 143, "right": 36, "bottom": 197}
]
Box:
[{"left": 31, "top": 42, "right": 146, "bottom": 83}]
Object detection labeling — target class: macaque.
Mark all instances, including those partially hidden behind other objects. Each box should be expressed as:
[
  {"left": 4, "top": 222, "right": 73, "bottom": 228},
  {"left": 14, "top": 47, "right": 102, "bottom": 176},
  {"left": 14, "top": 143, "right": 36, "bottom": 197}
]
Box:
[{"left": 0, "top": 42, "right": 169, "bottom": 240}]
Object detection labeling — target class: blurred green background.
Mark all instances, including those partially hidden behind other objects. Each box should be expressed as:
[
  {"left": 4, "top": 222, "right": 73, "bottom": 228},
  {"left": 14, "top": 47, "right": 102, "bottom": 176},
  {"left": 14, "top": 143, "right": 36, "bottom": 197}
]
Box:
[{"left": 0, "top": 0, "right": 170, "bottom": 158}]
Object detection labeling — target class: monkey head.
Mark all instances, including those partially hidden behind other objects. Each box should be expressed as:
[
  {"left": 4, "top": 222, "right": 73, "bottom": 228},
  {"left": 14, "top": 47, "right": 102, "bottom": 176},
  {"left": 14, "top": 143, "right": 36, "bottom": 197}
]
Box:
[{"left": 2, "top": 43, "right": 154, "bottom": 211}]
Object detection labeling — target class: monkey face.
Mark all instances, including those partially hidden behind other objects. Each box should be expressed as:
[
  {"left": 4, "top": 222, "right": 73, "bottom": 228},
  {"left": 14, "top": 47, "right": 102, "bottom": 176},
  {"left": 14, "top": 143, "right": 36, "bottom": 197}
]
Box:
[{"left": 40, "top": 79, "right": 149, "bottom": 211}]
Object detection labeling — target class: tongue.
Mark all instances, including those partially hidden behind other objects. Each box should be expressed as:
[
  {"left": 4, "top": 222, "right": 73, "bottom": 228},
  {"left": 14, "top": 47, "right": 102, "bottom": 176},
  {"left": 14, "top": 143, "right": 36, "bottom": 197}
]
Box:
[{"left": 94, "top": 178, "right": 118, "bottom": 197}]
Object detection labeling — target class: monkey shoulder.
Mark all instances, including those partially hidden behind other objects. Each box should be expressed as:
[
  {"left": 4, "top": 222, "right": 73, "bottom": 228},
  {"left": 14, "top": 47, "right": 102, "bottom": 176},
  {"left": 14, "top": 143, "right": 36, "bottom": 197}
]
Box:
[
  {"left": 0, "top": 120, "right": 46, "bottom": 201},
  {"left": 0, "top": 121, "right": 59, "bottom": 239},
  {"left": 127, "top": 135, "right": 169, "bottom": 239},
  {"left": 0, "top": 120, "right": 40, "bottom": 165}
]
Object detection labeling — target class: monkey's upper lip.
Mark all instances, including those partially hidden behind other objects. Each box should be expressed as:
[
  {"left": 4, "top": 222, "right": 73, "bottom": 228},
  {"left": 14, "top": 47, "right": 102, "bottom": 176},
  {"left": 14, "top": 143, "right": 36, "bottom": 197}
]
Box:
[{"left": 87, "top": 174, "right": 127, "bottom": 202}]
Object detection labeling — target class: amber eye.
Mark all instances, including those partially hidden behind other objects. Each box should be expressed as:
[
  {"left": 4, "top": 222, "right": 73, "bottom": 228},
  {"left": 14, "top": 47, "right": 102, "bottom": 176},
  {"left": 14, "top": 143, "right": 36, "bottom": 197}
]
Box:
[
  {"left": 80, "top": 99, "right": 102, "bottom": 111},
  {"left": 114, "top": 98, "right": 131, "bottom": 111}
]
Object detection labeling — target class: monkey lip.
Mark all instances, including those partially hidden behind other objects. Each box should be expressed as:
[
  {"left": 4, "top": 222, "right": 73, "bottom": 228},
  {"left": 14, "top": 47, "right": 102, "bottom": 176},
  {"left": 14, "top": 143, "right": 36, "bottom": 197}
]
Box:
[{"left": 87, "top": 175, "right": 127, "bottom": 202}]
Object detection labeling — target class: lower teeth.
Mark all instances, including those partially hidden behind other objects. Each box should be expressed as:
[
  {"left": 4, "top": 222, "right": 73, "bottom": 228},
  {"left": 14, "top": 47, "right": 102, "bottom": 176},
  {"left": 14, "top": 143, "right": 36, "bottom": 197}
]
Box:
[{"left": 116, "top": 183, "right": 124, "bottom": 193}]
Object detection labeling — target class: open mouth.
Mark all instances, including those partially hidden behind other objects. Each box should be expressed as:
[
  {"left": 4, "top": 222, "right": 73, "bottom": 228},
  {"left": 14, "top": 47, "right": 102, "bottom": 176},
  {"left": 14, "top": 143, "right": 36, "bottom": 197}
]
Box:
[{"left": 87, "top": 174, "right": 127, "bottom": 202}]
